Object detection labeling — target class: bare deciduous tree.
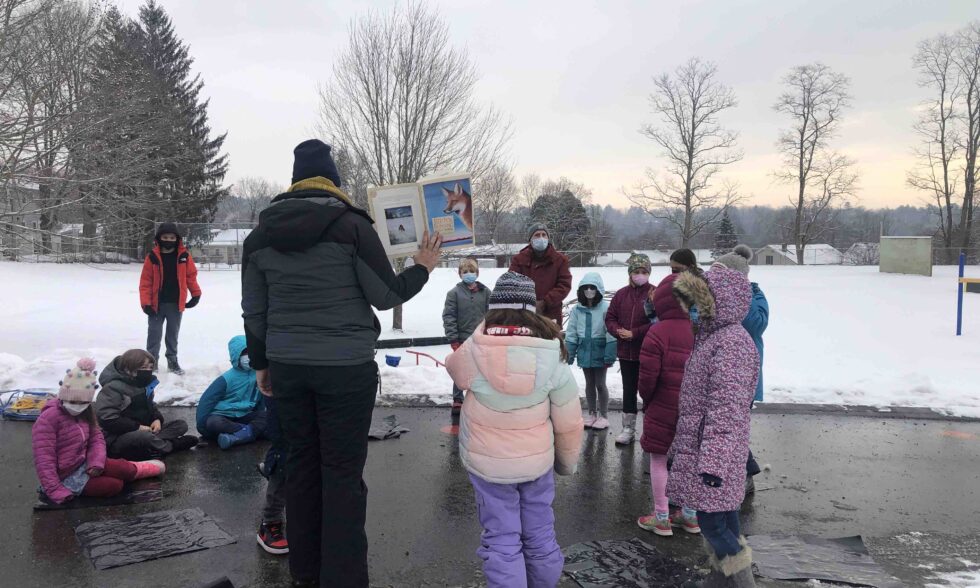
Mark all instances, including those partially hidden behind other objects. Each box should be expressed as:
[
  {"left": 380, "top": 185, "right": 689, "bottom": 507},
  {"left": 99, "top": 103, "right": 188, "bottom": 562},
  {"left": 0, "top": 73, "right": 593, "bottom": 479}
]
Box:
[
  {"left": 233, "top": 177, "right": 280, "bottom": 224},
  {"left": 773, "top": 63, "right": 855, "bottom": 263},
  {"left": 627, "top": 57, "right": 743, "bottom": 247},
  {"left": 473, "top": 163, "right": 516, "bottom": 243},
  {"left": 908, "top": 33, "right": 961, "bottom": 261},
  {"left": 955, "top": 22, "right": 980, "bottom": 252},
  {"left": 316, "top": 2, "right": 511, "bottom": 329},
  {"left": 517, "top": 173, "right": 540, "bottom": 211}
]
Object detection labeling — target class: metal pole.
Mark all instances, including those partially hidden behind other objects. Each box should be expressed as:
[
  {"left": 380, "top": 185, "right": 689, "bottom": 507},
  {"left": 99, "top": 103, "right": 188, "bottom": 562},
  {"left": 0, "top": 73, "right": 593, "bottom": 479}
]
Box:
[{"left": 957, "top": 251, "right": 965, "bottom": 336}]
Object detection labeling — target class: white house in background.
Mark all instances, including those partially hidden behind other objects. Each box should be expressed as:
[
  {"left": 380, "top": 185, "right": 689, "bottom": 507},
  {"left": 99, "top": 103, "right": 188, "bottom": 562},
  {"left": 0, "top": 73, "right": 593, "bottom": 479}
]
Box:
[
  {"left": 596, "top": 249, "right": 718, "bottom": 268},
  {"left": 752, "top": 243, "right": 843, "bottom": 266},
  {"left": 441, "top": 243, "right": 525, "bottom": 268},
  {"left": 844, "top": 242, "right": 880, "bottom": 265},
  {"left": 193, "top": 228, "right": 252, "bottom": 265}
]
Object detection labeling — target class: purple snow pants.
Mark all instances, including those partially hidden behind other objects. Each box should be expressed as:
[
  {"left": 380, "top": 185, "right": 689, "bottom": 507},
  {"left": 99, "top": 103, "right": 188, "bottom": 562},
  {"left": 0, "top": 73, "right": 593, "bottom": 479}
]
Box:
[{"left": 469, "top": 471, "right": 564, "bottom": 588}]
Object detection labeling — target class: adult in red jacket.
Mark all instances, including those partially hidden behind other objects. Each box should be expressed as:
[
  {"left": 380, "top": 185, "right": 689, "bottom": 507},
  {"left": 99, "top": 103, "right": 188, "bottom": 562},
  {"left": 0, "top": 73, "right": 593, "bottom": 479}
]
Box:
[
  {"left": 139, "top": 223, "right": 201, "bottom": 375},
  {"left": 508, "top": 223, "right": 572, "bottom": 325},
  {"left": 605, "top": 253, "right": 654, "bottom": 445},
  {"left": 636, "top": 273, "right": 696, "bottom": 534}
]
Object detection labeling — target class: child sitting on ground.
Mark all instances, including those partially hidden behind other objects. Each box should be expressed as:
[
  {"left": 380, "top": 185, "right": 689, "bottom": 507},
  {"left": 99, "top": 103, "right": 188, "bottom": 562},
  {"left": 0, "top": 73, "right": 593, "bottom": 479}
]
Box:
[
  {"left": 446, "top": 271, "right": 583, "bottom": 588},
  {"left": 33, "top": 359, "right": 164, "bottom": 504},
  {"left": 196, "top": 335, "right": 267, "bottom": 449},
  {"left": 634, "top": 273, "right": 700, "bottom": 537},
  {"left": 564, "top": 272, "right": 616, "bottom": 430},
  {"left": 442, "top": 257, "right": 491, "bottom": 413},
  {"left": 96, "top": 349, "right": 198, "bottom": 460}
]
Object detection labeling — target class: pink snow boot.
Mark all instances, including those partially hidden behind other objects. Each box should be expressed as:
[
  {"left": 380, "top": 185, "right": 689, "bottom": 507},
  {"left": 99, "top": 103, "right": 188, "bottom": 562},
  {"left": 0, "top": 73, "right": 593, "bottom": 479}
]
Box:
[{"left": 132, "top": 459, "right": 166, "bottom": 480}]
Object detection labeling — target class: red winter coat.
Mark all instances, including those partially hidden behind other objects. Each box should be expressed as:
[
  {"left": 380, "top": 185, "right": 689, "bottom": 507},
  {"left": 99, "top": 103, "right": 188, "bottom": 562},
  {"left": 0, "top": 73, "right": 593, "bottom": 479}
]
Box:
[
  {"left": 605, "top": 281, "right": 654, "bottom": 361},
  {"left": 139, "top": 243, "right": 201, "bottom": 312},
  {"left": 508, "top": 245, "right": 572, "bottom": 325},
  {"left": 32, "top": 399, "right": 107, "bottom": 503},
  {"left": 639, "top": 274, "right": 693, "bottom": 455}
]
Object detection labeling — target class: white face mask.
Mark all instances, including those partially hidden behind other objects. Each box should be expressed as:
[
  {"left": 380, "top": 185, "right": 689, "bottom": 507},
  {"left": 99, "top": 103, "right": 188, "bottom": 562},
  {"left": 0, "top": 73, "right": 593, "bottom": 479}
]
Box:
[
  {"left": 531, "top": 237, "right": 549, "bottom": 252},
  {"left": 62, "top": 401, "right": 90, "bottom": 416}
]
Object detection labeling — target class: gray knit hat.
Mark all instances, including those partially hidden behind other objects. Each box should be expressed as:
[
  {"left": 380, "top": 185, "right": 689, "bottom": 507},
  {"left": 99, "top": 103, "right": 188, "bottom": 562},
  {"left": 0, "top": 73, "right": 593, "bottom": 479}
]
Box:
[
  {"left": 527, "top": 222, "right": 549, "bottom": 242},
  {"left": 712, "top": 244, "right": 753, "bottom": 276},
  {"left": 489, "top": 272, "right": 538, "bottom": 311}
]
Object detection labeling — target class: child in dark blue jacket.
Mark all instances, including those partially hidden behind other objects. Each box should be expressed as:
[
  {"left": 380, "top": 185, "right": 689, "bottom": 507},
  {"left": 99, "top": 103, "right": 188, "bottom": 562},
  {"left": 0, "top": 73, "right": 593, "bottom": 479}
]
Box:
[{"left": 196, "top": 335, "right": 267, "bottom": 449}]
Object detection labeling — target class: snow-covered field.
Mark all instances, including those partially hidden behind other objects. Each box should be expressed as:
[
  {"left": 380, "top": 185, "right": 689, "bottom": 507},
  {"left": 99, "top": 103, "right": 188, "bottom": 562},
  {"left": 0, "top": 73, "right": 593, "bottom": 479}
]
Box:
[{"left": 1, "top": 262, "right": 979, "bottom": 416}]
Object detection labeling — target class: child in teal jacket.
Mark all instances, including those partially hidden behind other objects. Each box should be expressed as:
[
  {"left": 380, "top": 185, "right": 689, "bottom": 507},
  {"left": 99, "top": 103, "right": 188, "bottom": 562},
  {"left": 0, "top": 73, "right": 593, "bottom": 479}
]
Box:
[
  {"left": 565, "top": 272, "right": 617, "bottom": 430},
  {"left": 196, "top": 335, "right": 267, "bottom": 450}
]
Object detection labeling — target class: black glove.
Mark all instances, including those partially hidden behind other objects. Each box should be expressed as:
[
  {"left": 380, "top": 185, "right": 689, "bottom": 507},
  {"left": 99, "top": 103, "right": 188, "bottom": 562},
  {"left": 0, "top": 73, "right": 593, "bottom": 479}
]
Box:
[
  {"left": 701, "top": 473, "right": 723, "bottom": 488},
  {"left": 185, "top": 296, "right": 200, "bottom": 309},
  {"left": 143, "top": 305, "right": 157, "bottom": 317}
]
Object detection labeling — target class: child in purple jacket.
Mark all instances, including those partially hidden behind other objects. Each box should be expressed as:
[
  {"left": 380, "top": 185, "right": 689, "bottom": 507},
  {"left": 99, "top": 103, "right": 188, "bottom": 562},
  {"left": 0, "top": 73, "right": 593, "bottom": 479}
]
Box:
[{"left": 668, "top": 267, "right": 760, "bottom": 587}]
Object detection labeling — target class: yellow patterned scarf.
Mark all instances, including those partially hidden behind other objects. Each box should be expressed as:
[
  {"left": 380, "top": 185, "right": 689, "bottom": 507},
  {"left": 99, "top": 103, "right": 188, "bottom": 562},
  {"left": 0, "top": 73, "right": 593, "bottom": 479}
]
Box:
[{"left": 287, "top": 176, "right": 352, "bottom": 206}]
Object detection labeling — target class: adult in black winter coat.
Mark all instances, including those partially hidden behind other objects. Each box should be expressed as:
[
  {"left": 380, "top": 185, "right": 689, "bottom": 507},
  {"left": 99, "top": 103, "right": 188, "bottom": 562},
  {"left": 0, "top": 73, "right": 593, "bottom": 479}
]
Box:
[{"left": 241, "top": 139, "right": 442, "bottom": 587}]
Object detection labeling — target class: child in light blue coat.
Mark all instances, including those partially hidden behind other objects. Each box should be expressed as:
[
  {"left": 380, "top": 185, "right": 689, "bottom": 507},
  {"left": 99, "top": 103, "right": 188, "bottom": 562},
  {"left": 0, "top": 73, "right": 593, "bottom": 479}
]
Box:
[
  {"left": 196, "top": 335, "right": 267, "bottom": 449},
  {"left": 565, "top": 272, "right": 617, "bottom": 430}
]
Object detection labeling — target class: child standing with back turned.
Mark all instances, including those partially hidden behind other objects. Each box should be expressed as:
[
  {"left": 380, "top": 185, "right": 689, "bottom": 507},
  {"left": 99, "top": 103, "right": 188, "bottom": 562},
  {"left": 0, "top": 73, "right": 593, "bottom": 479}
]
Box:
[{"left": 446, "top": 271, "right": 583, "bottom": 588}]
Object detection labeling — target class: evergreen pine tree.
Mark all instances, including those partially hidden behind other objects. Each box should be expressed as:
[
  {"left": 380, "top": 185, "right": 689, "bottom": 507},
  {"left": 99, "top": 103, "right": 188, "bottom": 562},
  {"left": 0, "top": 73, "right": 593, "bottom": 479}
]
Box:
[{"left": 712, "top": 209, "right": 738, "bottom": 257}]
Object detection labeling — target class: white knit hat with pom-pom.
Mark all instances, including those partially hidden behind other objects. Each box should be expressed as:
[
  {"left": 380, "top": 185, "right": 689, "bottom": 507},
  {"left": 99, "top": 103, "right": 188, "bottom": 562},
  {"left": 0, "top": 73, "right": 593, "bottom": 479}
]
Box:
[
  {"left": 58, "top": 358, "right": 99, "bottom": 403},
  {"left": 712, "top": 244, "right": 753, "bottom": 276}
]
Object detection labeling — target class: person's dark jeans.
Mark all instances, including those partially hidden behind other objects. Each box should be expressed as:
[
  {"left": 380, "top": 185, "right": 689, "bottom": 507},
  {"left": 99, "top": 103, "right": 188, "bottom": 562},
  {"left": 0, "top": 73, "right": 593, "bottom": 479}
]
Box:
[
  {"left": 147, "top": 302, "right": 182, "bottom": 362},
  {"left": 204, "top": 410, "right": 268, "bottom": 438},
  {"left": 697, "top": 510, "right": 743, "bottom": 559},
  {"left": 619, "top": 360, "right": 640, "bottom": 414},
  {"left": 271, "top": 360, "right": 379, "bottom": 587},
  {"left": 452, "top": 384, "right": 464, "bottom": 404},
  {"left": 261, "top": 398, "right": 287, "bottom": 524}
]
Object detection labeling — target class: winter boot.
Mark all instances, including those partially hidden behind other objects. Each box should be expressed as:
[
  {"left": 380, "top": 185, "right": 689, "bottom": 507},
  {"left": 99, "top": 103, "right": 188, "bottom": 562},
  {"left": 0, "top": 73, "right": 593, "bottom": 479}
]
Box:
[
  {"left": 169, "top": 435, "right": 199, "bottom": 453},
  {"left": 698, "top": 540, "right": 730, "bottom": 588},
  {"left": 257, "top": 521, "right": 289, "bottom": 555},
  {"left": 132, "top": 459, "right": 166, "bottom": 479},
  {"left": 592, "top": 415, "right": 609, "bottom": 430},
  {"left": 583, "top": 412, "right": 597, "bottom": 429},
  {"left": 637, "top": 512, "right": 673, "bottom": 536},
  {"left": 167, "top": 357, "right": 185, "bottom": 376},
  {"left": 218, "top": 424, "right": 256, "bottom": 450},
  {"left": 717, "top": 539, "right": 755, "bottom": 587},
  {"left": 615, "top": 413, "right": 636, "bottom": 445}
]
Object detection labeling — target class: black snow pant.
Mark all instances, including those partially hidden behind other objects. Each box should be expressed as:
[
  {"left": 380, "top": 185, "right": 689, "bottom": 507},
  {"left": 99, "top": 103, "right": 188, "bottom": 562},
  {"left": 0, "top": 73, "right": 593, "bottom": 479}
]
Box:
[
  {"left": 619, "top": 359, "right": 640, "bottom": 414},
  {"left": 147, "top": 302, "right": 182, "bottom": 363},
  {"left": 271, "top": 360, "right": 379, "bottom": 587},
  {"left": 261, "top": 398, "right": 287, "bottom": 524},
  {"left": 107, "top": 419, "right": 188, "bottom": 460}
]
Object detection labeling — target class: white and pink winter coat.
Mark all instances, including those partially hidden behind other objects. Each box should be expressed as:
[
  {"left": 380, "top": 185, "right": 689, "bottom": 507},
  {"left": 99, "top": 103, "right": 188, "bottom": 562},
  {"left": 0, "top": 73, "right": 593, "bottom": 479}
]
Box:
[{"left": 446, "top": 324, "right": 584, "bottom": 484}]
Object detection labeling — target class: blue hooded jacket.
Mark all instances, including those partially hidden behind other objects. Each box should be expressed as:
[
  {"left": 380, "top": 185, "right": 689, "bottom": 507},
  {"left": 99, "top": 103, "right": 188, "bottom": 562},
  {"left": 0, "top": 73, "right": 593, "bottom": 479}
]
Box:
[
  {"left": 742, "top": 282, "right": 769, "bottom": 402},
  {"left": 565, "top": 273, "right": 617, "bottom": 368},
  {"left": 196, "top": 335, "right": 262, "bottom": 436}
]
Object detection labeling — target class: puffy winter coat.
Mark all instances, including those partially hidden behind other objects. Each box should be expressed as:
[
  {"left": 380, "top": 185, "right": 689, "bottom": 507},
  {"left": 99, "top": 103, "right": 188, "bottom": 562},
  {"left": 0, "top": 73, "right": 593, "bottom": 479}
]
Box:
[
  {"left": 196, "top": 335, "right": 262, "bottom": 436},
  {"left": 667, "top": 267, "right": 759, "bottom": 512},
  {"left": 96, "top": 357, "right": 165, "bottom": 446},
  {"left": 565, "top": 273, "right": 616, "bottom": 368},
  {"left": 508, "top": 245, "right": 572, "bottom": 325},
  {"left": 446, "top": 323, "right": 584, "bottom": 484},
  {"left": 742, "top": 283, "right": 769, "bottom": 402},
  {"left": 638, "top": 274, "right": 694, "bottom": 455},
  {"left": 32, "top": 400, "right": 107, "bottom": 503},
  {"left": 605, "top": 280, "right": 654, "bottom": 361},
  {"left": 442, "top": 282, "right": 491, "bottom": 343},
  {"left": 139, "top": 241, "right": 201, "bottom": 313}
]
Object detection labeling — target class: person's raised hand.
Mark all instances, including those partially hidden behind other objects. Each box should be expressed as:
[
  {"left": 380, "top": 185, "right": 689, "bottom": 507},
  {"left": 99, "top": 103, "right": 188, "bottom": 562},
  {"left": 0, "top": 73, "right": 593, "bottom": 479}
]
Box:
[
  {"left": 150, "top": 419, "right": 162, "bottom": 434},
  {"left": 412, "top": 230, "right": 443, "bottom": 273},
  {"left": 256, "top": 369, "right": 273, "bottom": 397}
]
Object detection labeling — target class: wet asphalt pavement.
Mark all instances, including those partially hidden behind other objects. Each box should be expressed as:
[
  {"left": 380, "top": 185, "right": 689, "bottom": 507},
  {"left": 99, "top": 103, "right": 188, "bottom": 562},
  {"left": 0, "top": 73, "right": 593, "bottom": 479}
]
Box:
[{"left": 1, "top": 407, "right": 979, "bottom": 587}]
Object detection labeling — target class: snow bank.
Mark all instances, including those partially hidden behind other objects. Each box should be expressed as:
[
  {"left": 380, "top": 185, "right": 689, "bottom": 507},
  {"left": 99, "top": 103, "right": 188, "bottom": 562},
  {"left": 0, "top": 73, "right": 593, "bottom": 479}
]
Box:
[{"left": 1, "top": 262, "right": 978, "bottom": 416}]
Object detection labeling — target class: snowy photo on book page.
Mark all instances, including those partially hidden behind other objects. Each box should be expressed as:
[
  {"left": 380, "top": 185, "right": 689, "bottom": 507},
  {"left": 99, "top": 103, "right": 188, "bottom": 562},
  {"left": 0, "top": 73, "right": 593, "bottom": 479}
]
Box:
[{"left": 368, "top": 183, "right": 427, "bottom": 258}]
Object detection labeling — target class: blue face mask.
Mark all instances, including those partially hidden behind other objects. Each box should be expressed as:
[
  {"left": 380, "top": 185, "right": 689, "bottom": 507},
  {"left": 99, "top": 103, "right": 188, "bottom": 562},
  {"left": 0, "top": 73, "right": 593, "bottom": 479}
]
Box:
[
  {"left": 240, "top": 354, "right": 251, "bottom": 371},
  {"left": 461, "top": 272, "right": 478, "bottom": 285},
  {"left": 531, "top": 237, "right": 548, "bottom": 252}
]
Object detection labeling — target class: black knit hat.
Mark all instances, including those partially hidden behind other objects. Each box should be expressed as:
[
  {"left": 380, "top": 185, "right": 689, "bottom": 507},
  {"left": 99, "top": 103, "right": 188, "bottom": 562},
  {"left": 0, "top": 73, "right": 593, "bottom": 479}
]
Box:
[
  {"left": 155, "top": 222, "right": 181, "bottom": 245},
  {"left": 291, "top": 139, "right": 342, "bottom": 187},
  {"left": 489, "top": 272, "right": 538, "bottom": 311}
]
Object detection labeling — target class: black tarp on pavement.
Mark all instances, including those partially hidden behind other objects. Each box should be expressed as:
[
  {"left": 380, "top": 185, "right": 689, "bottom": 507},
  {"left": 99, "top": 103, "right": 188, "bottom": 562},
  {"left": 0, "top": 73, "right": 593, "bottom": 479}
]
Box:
[
  {"left": 563, "top": 537, "right": 703, "bottom": 587},
  {"left": 75, "top": 507, "right": 236, "bottom": 570},
  {"left": 749, "top": 534, "right": 903, "bottom": 588}
]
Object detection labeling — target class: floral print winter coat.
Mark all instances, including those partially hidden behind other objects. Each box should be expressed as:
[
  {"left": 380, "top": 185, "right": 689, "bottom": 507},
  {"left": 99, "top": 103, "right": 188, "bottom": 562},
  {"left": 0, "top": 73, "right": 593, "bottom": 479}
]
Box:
[{"left": 667, "top": 267, "right": 759, "bottom": 512}]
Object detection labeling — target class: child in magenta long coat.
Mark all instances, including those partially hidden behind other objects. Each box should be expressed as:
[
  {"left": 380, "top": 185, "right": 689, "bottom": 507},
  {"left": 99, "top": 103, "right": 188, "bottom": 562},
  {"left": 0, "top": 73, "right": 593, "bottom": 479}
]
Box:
[
  {"left": 32, "top": 359, "right": 164, "bottom": 504},
  {"left": 668, "top": 267, "right": 759, "bottom": 586}
]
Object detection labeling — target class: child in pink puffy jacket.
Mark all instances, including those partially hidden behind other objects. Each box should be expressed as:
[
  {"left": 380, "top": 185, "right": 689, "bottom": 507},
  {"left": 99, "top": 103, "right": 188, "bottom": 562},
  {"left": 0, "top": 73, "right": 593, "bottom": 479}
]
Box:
[
  {"left": 446, "top": 272, "right": 583, "bottom": 588},
  {"left": 32, "top": 359, "right": 164, "bottom": 504}
]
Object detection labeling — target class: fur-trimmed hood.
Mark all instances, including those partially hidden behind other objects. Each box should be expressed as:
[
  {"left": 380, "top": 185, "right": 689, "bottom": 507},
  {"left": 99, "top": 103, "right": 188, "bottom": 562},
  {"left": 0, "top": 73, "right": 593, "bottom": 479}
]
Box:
[{"left": 673, "top": 267, "right": 751, "bottom": 332}]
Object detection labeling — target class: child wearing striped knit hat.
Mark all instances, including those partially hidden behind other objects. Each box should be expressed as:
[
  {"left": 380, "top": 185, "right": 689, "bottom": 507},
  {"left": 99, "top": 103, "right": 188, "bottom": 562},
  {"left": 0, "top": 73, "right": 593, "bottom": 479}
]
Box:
[{"left": 31, "top": 358, "right": 165, "bottom": 504}]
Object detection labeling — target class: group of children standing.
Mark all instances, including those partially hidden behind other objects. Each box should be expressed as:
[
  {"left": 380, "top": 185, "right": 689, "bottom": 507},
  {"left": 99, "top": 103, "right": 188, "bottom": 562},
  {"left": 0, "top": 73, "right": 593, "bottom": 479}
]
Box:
[{"left": 442, "top": 245, "right": 766, "bottom": 587}]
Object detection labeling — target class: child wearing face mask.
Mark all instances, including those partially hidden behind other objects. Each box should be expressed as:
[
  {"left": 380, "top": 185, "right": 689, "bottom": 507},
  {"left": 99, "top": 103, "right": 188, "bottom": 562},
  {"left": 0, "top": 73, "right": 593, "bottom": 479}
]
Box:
[
  {"left": 564, "top": 272, "right": 617, "bottom": 430},
  {"left": 96, "top": 349, "right": 198, "bottom": 460},
  {"left": 195, "top": 335, "right": 268, "bottom": 449},
  {"left": 33, "top": 359, "right": 165, "bottom": 505},
  {"left": 443, "top": 257, "right": 491, "bottom": 412}
]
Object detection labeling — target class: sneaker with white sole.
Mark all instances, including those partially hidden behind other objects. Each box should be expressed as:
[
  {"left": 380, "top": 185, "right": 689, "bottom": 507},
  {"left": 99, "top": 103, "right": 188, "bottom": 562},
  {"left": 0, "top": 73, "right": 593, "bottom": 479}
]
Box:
[
  {"left": 615, "top": 413, "right": 636, "bottom": 445},
  {"left": 583, "top": 412, "right": 597, "bottom": 429},
  {"left": 257, "top": 521, "right": 289, "bottom": 555},
  {"left": 592, "top": 416, "right": 609, "bottom": 430},
  {"left": 637, "top": 513, "right": 673, "bottom": 536},
  {"left": 670, "top": 507, "right": 701, "bottom": 534}
]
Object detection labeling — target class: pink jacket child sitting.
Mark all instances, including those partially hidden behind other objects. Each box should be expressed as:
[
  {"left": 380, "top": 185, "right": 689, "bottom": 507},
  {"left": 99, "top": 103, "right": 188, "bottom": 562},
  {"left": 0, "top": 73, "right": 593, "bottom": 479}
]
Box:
[
  {"left": 446, "top": 271, "right": 583, "bottom": 588},
  {"left": 32, "top": 359, "right": 165, "bottom": 504}
]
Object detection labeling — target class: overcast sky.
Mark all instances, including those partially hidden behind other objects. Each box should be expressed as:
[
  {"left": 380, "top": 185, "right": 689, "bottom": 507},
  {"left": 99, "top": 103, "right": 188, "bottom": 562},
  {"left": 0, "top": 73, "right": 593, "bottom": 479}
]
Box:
[{"left": 115, "top": 0, "right": 980, "bottom": 208}]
